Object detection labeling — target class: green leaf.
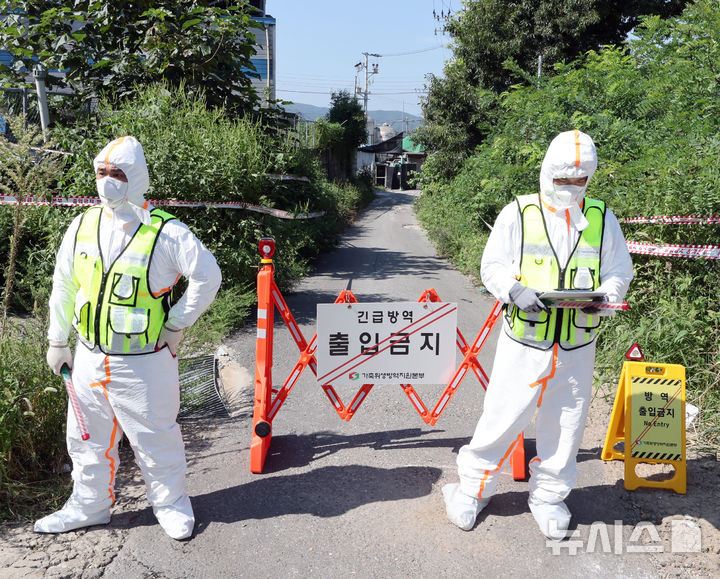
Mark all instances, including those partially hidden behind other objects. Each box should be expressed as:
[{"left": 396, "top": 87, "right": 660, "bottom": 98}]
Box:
[{"left": 182, "top": 18, "right": 202, "bottom": 31}]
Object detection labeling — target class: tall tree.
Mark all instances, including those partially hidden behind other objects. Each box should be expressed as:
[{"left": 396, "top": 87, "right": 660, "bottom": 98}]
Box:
[
  {"left": 325, "top": 90, "right": 367, "bottom": 179},
  {"left": 415, "top": 59, "right": 499, "bottom": 179},
  {"left": 0, "top": 0, "right": 263, "bottom": 114},
  {"left": 326, "top": 90, "right": 368, "bottom": 150},
  {"left": 419, "top": 0, "right": 688, "bottom": 176},
  {"left": 448, "top": 0, "right": 688, "bottom": 92}
]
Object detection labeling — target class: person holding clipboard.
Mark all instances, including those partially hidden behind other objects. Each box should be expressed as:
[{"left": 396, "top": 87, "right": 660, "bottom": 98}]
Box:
[{"left": 442, "top": 130, "right": 633, "bottom": 539}]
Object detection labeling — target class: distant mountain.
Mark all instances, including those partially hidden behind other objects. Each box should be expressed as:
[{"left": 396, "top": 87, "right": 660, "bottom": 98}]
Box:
[
  {"left": 284, "top": 103, "right": 423, "bottom": 134},
  {"left": 284, "top": 103, "right": 329, "bottom": 122}
]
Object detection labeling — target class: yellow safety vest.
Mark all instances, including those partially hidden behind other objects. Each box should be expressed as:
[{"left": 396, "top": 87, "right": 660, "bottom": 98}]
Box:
[
  {"left": 72, "top": 206, "right": 176, "bottom": 355},
  {"left": 505, "top": 194, "right": 606, "bottom": 351}
]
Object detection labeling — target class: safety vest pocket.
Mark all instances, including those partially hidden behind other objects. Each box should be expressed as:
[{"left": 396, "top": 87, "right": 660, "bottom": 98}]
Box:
[
  {"left": 514, "top": 307, "right": 549, "bottom": 326},
  {"left": 571, "top": 308, "right": 602, "bottom": 332},
  {"left": 507, "top": 304, "right": 552, "bottom": 342},
  {"left": 109, "top": 305, "right": 150, "bottom": 335},
  {"left": 74, "top": 299, "right": 91, "bottom": 335},
  {"left": 109, "top": 273, "right": 140, "bottom": 306},
  {"left": 570, "top": 267, "right": 595, "bottom": 290}
]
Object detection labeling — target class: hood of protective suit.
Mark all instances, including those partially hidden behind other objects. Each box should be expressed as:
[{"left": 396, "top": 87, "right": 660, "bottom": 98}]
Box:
[
  {"left": 539, "top": 130, "right": 597, "bottom": 230},
  {"left": 93, "top": 136, "right": 151, "bottom": 224}
]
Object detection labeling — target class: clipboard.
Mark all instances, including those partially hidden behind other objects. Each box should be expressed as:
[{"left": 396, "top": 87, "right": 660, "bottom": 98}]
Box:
[{"left": 540, "top": 290, "right": 605, "bottom": 301}]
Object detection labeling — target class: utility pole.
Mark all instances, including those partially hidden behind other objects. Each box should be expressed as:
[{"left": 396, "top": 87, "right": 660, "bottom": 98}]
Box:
[
  {"left": 354, "top": 52, "right": 380, "bottom": 114},
  {"left": 31, "top": 64, "right": 50, "bottom": 140}
]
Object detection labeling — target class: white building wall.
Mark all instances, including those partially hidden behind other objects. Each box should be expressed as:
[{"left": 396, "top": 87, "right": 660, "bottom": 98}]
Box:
[{"left": 250, "top": 16, "right": 276, "bottom": 106}]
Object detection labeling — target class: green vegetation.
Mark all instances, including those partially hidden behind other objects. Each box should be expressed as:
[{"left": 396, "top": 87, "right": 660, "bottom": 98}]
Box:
[
  {"left": 0, "top": 118, "right": 70, "bottom": 519},
  {"left": 0, "top": 0, "right": 263, "bottom": 115},
  {"left": 417, "top": 0, "right": 687, "bottom": 178},
  {"left": 0, "top": 318, "right": 70, "bottom": 519},
  {"left": 0, "top": 84, "right": 375, "bottom": 519},
  {"left": 416, "top": 1, "right": 720, "bottom": 453},
  {"left": 322, "top": 90, "right": 369, "bottom": 180},
  {"left": 0, "top": 116, "right": 63, "bottom": 330}
]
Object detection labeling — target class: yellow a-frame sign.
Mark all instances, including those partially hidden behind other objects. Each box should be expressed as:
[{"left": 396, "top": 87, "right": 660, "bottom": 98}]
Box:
[{"left": 602, "top": 361, "right": 686, "bottom": 494}]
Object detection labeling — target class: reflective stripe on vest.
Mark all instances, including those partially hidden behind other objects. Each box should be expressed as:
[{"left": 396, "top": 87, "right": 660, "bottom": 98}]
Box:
[
  {"left": 72, "top": 206, "right": 176, "bottom": 355},
  {"left": 504, "top": 194, "right": 606, "bottom": 351}
]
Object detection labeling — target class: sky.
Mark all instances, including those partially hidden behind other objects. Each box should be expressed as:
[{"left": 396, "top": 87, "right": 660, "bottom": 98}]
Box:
[{"left": 267, "top": 0, "right": 456, "bottom": 117}]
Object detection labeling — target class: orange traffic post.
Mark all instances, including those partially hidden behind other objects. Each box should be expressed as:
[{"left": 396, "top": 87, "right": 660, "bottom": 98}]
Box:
[
  {"left": 250, "top": 238, "right": 276, "bottom": 473},
  {"left": 509, "top": 433, "right": 526, "bottom": 480}
]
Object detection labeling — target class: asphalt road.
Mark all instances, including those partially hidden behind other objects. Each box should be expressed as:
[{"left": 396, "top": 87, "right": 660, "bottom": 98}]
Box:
[{"left": 44, "top": 190, "right": 678, "bottom": 577}]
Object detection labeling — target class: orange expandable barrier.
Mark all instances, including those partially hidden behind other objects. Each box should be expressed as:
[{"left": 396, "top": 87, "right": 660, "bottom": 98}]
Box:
[{"left": 250, "top": 240, "right": 526, "bottom": 479}]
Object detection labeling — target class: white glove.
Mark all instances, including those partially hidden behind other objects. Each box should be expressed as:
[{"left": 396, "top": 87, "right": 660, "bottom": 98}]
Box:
[
  {"left": 508, "top": 283, "right": 548, "bottom": 313},
  {"left": 46, "top": 341, "right": 73, "bottom": 376},
  {"left": 157, "top": 324, "right": 184, "bottom": 357}
]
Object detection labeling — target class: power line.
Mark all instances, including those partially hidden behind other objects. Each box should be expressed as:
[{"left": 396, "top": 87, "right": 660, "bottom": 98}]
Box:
[
  {"left": 278, "top": 75, "right": 427, "bottom": 83},
  {"left": 277, "top": 89, "right": 428, "bottom": 96},
  {"left": 279, "top": 81, "right": 427, "bottom": 89},
  {"left": 278, "top": 75, "right": 357, "bottom": 83},
  {"left": 278, "top": 89, "right": 350, "bottom": 95},
  {"left": 372, "top": 91, "right": 428, "bottom": 95},
  {"left": 379, "top": 44, "right": 448, "bottom": 57}
]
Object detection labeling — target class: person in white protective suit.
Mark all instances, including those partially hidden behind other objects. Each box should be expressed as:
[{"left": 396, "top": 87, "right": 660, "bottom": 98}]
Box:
[
  {"left": 36, "top": 136, "right": 221, "bottom": 540},
  {"left": 442, "top": 130, "right": 633, "bottom": 539}
]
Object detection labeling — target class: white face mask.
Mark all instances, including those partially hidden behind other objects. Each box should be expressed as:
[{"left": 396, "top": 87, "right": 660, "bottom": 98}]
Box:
[
  {"left": 549, "top": 183, "right": 590, "bottom": 230},
  {"left": 553, "top": 183, "right": 585, "bottom": 205},
  {"left": 97, "top": 177, "right": 128, "bottom": 209}
]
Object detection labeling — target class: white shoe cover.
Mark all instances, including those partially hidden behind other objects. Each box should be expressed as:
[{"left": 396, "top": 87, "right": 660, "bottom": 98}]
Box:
[
  {"left": 442, "top": 483, "right": 490, "bottom": 531},
  {"left": 529, "top": 498, "right": 571, "bottom": 540},
  {"left": 34, "top": 502, "right": 111, "bottom": 533},
  {"left": 154, "top": 495, "right": 195, "bottom": 540}
]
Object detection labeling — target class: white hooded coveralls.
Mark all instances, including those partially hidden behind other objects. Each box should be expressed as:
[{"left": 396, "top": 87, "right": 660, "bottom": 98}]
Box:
[
  {"left": 456, "top": 131, "right": 633, "bottom": 505},
  {"left": 39, "top": 136, "right": 221, "bottom": 536}
]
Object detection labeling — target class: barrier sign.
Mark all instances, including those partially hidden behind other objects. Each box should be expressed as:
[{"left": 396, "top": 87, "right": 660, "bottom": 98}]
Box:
[
  {"left": 602, "top": 360, "right": 686, "bottom": 494},
  {"left": 629, "top": 371, "right": 683, "bottom": 462},
  {"left": 316, "top": 302, "right": 457, "bottom": 385}
]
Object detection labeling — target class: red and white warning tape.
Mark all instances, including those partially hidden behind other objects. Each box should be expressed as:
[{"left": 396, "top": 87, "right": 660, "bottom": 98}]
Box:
[
  {"left": 2, "top": 196, "right": 716, "bottom": 252},
  {"left": 626, "top": 240, "right": 720, "bottom": 260},
  {"left": 0, "top": 194, "right": 325, "bottom": 220},
  {"left": 620, "top": 215, "right": 720, "bottom": 225},
  {"left": 255, "top": 173, "right": 311, "bottom": 183},
  {"left": 551, "top": 301, "right": 629, "bottom": 310},
  {"left": 619, "top": 213, "right": 720, "bottom": 259}
]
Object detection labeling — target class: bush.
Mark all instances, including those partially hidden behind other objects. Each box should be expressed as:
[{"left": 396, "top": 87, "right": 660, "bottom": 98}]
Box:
[
  {"left": 416, "top": 1, "right": 720, "bottom": 452},
  {"left": 0, "top": 318, "right": 70, "bottom": 519},
  {"left": 2, "top": 85, "right": 375, "bottom": 315},
  {"left": 0, "top": 116, "right": 67, "bottom": 318}
]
